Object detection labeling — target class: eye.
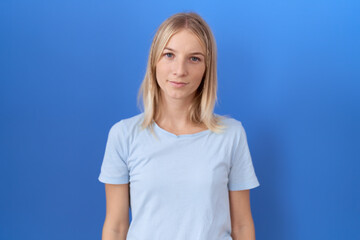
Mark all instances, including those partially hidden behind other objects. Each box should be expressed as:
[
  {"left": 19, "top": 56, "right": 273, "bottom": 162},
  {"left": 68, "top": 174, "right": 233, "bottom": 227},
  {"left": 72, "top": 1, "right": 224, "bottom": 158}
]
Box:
[
  {"left": 190, "top": 56, "right": 201, "bottom": 62},
  {"left": 164, "top": 52, "right": 174, "bottom": 58}
]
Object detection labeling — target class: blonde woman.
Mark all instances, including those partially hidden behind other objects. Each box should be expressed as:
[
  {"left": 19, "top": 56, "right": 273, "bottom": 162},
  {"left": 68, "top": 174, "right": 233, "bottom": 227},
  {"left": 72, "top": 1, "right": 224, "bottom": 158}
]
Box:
[{"left": 98, "top": 12, "right": 260, "bottom": 240}]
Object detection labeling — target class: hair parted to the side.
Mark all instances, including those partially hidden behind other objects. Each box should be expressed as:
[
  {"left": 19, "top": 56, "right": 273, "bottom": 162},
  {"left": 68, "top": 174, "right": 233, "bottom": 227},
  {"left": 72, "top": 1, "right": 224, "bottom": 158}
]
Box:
[{"left": 137, "top": 11, "right": 228, "bottom": 136}]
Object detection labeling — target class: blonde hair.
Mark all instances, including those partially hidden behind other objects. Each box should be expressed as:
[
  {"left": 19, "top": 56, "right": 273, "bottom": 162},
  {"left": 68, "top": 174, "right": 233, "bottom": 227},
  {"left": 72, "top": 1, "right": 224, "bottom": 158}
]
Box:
[{"left": 137, "top": 12, "right": 227, "bottom": 136}]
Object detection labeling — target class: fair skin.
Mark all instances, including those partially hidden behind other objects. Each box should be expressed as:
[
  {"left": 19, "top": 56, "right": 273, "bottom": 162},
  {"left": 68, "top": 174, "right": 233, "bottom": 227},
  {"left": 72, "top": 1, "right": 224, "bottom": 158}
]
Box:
[
  {"left": 101, "top": 184, "right": 130, "bottom": 240},
  {"left": 101, "top": 28, "right": 256, "bottom": 240},
  {"left": 154, "top": 28, "right": 207, "bottom": 134},
  {"left": 229, "top": 190, "right": 257, "bottom": 240}
]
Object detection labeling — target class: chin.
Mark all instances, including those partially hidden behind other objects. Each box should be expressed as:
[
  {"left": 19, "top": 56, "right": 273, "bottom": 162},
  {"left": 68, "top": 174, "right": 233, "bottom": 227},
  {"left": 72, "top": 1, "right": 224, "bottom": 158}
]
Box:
[{"left": 164, "top": 92, "right": 187, "bottom": 100}]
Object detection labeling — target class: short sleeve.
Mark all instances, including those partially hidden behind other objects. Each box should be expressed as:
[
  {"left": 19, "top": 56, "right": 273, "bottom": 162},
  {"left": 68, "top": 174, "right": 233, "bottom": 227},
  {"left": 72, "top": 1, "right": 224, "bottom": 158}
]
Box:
[
  {"left": 98, "top": 121, "right": 130, "bottom": 184},
  {"left": 228, "top": 123, "right": 260, "bottom": 191}
]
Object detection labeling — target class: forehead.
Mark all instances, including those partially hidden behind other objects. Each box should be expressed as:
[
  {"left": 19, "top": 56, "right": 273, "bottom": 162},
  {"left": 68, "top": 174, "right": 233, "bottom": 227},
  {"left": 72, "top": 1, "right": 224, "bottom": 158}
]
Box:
[{"left": 164, "top": 29, "right": 205, "bottom": 53}]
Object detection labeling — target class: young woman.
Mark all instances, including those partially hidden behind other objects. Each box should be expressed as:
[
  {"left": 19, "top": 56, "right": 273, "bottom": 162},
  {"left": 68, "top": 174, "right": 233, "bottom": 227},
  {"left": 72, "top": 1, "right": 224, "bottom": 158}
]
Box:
[{"left": 98, "top": 12, "right": 260, "bottom": 240}]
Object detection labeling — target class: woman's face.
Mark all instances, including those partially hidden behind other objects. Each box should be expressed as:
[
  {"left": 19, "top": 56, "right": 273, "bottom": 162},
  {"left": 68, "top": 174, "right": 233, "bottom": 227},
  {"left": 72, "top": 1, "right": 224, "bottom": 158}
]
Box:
[{"left": 156, "top": 29, "right": 206, "bottom": 103}]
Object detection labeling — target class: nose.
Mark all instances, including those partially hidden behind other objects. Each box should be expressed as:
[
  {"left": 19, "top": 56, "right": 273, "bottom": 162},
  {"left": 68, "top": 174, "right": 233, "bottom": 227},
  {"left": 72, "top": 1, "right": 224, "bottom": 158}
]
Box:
[{"left": 172, "top": 58, "right": 188, "bottom": 77}]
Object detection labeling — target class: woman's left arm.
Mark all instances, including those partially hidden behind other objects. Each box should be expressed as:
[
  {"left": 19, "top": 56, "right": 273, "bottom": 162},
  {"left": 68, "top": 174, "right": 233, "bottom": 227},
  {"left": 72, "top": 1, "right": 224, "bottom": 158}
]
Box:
[{"left": 229, "top": 189, "right": 256, "bottom": 240}]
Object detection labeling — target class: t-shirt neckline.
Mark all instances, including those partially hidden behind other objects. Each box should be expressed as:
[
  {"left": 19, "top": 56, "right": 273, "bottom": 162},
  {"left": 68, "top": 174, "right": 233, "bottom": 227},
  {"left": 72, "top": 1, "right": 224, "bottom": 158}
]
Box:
[{"left": 153, "top": 121, "right": 211, "bottom": 139}]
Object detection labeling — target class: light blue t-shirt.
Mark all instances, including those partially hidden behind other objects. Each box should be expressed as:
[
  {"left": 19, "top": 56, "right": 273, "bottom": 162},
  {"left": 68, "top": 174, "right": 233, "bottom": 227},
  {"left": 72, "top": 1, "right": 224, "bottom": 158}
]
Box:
[{"left": 98, "top": 112, "right": 260, "bottom": 240}]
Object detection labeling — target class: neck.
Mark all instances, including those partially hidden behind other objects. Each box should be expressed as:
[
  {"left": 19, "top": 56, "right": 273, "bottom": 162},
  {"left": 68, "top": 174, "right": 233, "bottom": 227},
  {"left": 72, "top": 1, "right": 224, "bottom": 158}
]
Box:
[{"left": 155, "top": 92, "right": 195, "bottom": 128}]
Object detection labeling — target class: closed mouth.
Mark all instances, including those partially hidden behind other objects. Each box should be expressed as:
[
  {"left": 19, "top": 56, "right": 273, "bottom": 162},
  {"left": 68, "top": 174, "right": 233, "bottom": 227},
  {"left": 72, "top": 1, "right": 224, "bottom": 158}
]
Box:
[{"left": 169, "top": 80, "right": 188, "bottom": 84}]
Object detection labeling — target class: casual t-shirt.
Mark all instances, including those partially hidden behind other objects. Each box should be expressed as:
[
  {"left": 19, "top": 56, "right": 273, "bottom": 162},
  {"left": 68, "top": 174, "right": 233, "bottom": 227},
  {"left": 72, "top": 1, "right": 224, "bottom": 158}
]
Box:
[{"left": 98, "top": 112, "right": 260, "bottom": 240}]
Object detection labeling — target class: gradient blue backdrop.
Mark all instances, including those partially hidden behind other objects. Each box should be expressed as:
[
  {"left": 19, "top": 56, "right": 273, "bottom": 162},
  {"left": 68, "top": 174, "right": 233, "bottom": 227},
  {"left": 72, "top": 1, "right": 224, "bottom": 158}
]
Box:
[{"left": 1, "top": 0, "right": 359, "bottom": 239}]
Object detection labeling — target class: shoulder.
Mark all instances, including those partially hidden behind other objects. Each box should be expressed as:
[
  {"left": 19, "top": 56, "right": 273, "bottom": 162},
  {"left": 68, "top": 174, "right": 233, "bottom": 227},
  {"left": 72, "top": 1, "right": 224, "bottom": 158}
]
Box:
[
  {"left": 110, "top": 112, "right": 144, "bottom": 140},
  {"left": 116, "top": 112, "right": 144, "bottom": 129},
  {"left": 109, "top": 112, "right": 144, "bottom": 137},
  {"left": 214, "top": 113, "right": 245, "bottom": 135}
]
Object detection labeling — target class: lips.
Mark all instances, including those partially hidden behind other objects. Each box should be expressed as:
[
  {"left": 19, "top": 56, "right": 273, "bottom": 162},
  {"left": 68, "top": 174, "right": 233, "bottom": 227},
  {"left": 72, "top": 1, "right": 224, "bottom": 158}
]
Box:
[
  {"left": 168, "top": 80, "right": 188, "bottom": 88},
  {"left": 169, "top": 81, "right": 187, "bottom": 84}
]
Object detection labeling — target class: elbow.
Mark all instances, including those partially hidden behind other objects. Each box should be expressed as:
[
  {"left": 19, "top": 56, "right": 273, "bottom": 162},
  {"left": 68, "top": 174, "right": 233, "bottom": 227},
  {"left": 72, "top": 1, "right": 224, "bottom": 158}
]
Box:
[
  {"left": 103, "top": 217, "right": 130, "bottom": 233},
  {"left": 231, "top": 223, "right": 256, "bottom": 240}
]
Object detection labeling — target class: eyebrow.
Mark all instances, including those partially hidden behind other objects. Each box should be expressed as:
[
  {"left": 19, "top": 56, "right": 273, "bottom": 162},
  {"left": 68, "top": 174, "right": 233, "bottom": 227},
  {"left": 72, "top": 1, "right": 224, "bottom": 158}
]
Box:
[{"left": 164, "top": 47, "right": 205, "bottom": 57}]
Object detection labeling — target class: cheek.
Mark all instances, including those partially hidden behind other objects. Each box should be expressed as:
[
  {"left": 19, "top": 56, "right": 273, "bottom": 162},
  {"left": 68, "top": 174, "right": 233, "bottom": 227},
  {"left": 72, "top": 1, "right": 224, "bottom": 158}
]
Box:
[
  {"left": 194, "top": 65, "right": 206, "bottom": 82},
  {"left": 155, "top": 63, "right": 168, "bottom": 80}
]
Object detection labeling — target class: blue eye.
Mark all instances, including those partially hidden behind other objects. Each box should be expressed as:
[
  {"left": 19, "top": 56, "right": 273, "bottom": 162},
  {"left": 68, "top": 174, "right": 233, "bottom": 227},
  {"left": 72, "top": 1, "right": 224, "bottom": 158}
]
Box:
[
  {"left": 191, "top": 57, "right": 201, "bottom": 62},
  {"left": 165, "top": 53, "right": 173, "bottom": 58}
]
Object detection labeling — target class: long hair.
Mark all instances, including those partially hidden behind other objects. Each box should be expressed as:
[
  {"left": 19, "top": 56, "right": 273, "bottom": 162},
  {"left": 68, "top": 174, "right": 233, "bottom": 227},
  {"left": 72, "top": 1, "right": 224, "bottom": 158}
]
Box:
[{"left": 137, "top": 12, "right": 227, "bottom": 136}]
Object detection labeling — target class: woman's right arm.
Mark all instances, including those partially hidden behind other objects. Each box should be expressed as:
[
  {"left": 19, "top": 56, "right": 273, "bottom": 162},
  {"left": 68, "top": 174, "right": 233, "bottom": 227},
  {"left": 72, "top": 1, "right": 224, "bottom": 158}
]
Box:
[{"left": 101, "top": 183, "right": 130, "bottom": 240}]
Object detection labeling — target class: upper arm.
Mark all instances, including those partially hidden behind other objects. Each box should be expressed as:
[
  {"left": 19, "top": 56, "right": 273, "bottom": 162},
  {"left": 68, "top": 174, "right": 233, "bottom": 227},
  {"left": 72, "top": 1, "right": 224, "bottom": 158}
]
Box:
[
  {"left": 228, "top": 123, "right": 260, "bottom": 191},
  {"left": 103, "top": 183, "right": 130, "bottom": 231},
  {"left": 229, "top": 189, "right": 254, "bottom": 229}
]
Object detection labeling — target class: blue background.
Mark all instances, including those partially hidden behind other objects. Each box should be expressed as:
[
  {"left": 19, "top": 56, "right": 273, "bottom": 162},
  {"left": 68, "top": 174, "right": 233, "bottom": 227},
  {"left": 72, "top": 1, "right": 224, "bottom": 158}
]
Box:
[{"left": 1, "top": 0, "right": 359, "bottom": 239}]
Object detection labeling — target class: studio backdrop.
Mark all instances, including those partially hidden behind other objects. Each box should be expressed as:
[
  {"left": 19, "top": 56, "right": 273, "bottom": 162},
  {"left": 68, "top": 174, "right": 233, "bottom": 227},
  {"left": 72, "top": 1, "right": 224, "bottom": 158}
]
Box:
[{"left": 1, "top": 0, "right": 359, "bottom": 239}]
